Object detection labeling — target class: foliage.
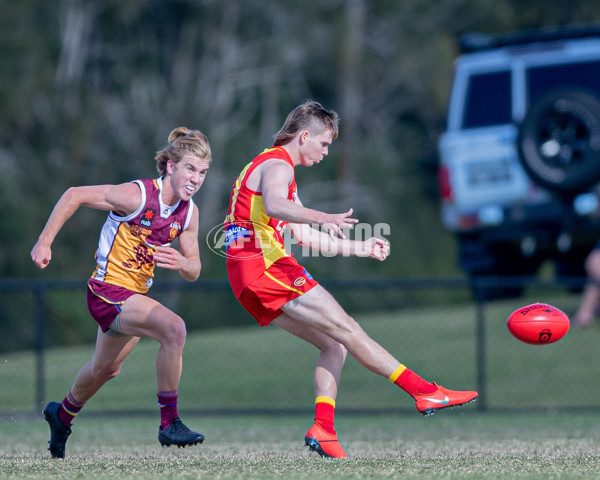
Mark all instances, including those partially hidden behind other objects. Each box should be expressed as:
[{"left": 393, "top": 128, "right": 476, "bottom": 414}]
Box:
[{"left": 3, "top": 1, "right": 600, "bottom": 282}]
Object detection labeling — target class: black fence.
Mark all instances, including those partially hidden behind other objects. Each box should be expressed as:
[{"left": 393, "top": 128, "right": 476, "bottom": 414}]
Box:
[{"left": 0, "top": 276, "right": 597, "bottom": 418}]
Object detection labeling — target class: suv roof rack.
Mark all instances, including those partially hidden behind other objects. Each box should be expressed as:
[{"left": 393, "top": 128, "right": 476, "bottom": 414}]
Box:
[{"left": 459, "top": 24, "right": 600, "bottom": 53}]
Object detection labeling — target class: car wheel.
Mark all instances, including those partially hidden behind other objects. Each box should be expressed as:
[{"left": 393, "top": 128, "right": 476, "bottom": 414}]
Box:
[{"left": 518, "top": 89, "right": 600, "bottom": 195}]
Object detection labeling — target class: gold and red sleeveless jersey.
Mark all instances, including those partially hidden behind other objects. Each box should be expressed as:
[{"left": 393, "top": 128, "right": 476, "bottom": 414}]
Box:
[
  {"left": 224, "top": 146, "right": 298, "bottom": 297},
  {"left": 90, "top": 178, "right": 195, "bottom": 294}
]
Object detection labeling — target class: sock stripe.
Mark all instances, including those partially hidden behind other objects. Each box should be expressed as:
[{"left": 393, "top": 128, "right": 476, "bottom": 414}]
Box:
[
  {"left": 67, "top": 391, "right": 85, "bottom": 409},
  {"left": 315, "top": 396, "right": 336, "bottom": 408},
  {"left": 388, "top": 364, "right": 407, "bottom": 383},
  {"left": 61, "top": 405, "right": 79, "bottom": 417}
]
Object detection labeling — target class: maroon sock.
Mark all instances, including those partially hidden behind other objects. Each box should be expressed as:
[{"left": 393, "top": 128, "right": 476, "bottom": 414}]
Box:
[
  {"left": 58, "top": 391, "right": 85, "bottom": 427},
  {"left": 157, "top": 390, "right": 179, "bottom": 429}
]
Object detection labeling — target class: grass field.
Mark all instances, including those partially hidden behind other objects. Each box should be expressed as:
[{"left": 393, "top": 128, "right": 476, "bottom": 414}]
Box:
[
  {"left": 1, "top": 411, "right": 600, "bottom": 479},
  {"left": 2, "top": 293, "right": 600, "bottom": 477},
  {"left": 4, "top": 291, "right": 600, "bottom": 415}
]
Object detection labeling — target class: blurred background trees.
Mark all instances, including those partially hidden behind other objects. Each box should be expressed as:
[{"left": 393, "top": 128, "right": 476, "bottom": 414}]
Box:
[{"left": 3, "top": 0, "right": 600, "bottom": 281}]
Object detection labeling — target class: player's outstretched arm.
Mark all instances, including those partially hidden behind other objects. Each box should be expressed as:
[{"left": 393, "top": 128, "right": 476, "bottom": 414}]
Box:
[
  {"left": 31, "top": 183, "right": 141, "bottom": 269},
  {"left": 290, "top": 223, "right": 389, "bottom": 261}
]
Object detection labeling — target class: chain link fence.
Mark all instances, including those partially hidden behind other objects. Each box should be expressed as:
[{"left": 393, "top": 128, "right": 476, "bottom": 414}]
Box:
[{"left": 0, "top": 277, "right": 597, "bottom": 418}]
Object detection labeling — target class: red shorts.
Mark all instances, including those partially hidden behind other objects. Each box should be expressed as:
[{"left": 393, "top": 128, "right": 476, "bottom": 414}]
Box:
[{"left": 237, "top": 258, "right": 319, "bottom": 326}]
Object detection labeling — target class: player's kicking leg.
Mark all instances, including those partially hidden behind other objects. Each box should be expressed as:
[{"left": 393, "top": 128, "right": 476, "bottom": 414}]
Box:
[{"left": 283, "top": 286, "right": 478, "bottom": 418}]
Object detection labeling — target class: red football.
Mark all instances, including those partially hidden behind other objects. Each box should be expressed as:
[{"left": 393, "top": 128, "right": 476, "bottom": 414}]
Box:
[{"left": 507, "top": 303, "right": 570, "bottom": 345}]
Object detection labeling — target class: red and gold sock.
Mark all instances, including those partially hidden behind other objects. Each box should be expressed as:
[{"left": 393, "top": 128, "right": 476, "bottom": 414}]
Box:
[
  {"left": 58, "top": 391, "right": 85, "bottom": 427},
  {"left": 314, "top": 396, "right": 336, "bottom": 434},
  {"left": 388, "top": 364, "right": 437, "bottom": 396},
  {"left": 157, "top": 390, "right": 179, "bottom": 429}
]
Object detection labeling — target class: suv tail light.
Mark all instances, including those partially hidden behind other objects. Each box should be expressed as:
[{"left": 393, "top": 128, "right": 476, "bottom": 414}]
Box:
[{"left": 438, "top": 165, "right": 453, "bottom": 202}]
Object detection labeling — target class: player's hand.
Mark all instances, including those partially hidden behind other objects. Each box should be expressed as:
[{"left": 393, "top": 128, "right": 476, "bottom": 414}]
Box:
[
  {"left": 31, "top": 241, "right": 52, "bottom": 269},
  {"left": 153, "top": 246, "right": 187, "bottom": 271},
  {"left": 364, "top": 237, "right": 390, "bottom": 261},
  {"left": 322, "top": 208, "right": 359, "bottom": 240}
]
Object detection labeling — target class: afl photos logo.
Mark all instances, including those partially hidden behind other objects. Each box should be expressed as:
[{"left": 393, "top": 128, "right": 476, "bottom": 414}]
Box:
[
  {"left": 206, "top": 221, "right": 279, "bottom": 259},
  {"left": 293, "top": 277, "right": 306, "bottom": 287}
]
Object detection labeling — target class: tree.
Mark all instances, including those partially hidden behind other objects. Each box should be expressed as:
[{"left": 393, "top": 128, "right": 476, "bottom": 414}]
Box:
[{"left": 4, "top": 0, "right": 600, "bottom": 281}]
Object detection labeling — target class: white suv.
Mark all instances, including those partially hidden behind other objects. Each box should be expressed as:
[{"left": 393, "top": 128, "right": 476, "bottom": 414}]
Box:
[{"left": 438, "top": 26, "right": 600, "bottom": 297}]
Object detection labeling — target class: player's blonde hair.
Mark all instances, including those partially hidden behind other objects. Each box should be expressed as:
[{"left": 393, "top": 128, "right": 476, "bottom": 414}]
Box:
[
  {"left": 155, "top": 127, "right": 212, "bottom": 176},
  {"left": 273, "top": 100, "right": 339, "bottom": 146}
]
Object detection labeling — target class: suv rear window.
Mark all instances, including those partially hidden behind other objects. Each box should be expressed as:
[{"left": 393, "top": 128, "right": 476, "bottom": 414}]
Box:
[
  {"left": 527, "top": 60, "right": 600, "bottom": 105},
  {"left": 462, "top": 70, "right": 511, "bottom": 129}
]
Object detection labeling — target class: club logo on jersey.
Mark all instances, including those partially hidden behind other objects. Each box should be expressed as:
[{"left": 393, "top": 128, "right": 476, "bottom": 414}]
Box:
[
  {"left": 169, "top": 222, "right": 182, "bottom": 242},
  {"left": 140, "top": 208, "right": 156, "bottom": 227},
  {"left": 294, "top": 277, "right": 306, "bottom": 287}
]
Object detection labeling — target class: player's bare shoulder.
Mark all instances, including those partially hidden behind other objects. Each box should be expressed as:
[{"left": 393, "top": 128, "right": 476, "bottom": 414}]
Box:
[
  {"left": 248, "top": 157, "right": 294, "bottom": 192},
  {"left": 105, "top": 182, "right": 143, "bottom": 216}
]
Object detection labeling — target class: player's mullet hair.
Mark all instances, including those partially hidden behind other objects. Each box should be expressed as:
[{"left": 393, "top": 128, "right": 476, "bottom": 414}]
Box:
[
  {"left": 155, "top": 127, "right": 212, "bottom": 176},
  {"left": 273, "top": 100, "right": 340, "bottom": 146}
]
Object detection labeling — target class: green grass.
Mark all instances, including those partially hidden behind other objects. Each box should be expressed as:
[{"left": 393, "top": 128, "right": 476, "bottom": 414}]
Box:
[
  {"left": 2, "top": 292, "right": 600, "bottom": 415},
  {"left": 1, "top": 412, "right": 600, "bottom": 479},
  {"left": 2, "top": 295, "right": 600, "bottom": 477}
]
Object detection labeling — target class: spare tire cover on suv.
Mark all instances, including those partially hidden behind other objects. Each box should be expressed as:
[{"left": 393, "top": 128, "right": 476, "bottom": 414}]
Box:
[{"left": 518, "top": 89, "right": 600, "bottom": 195}]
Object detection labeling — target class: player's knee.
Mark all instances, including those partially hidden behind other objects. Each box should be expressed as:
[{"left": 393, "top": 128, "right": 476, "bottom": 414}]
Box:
[
  {"left": 322, "top": 338, "right": 347, "bottom": 361},
  {"left": 332, "top": 340, "right": 348, "bottom": 360},
  {"left": 162, "top": 315, "right": 187, "bottom": 349},
  {"left": 336, "top": 342, "right": 348, "bottom": 362}
]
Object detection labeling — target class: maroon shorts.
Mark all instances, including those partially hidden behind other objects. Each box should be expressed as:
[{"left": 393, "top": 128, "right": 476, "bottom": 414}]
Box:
[
  {"left": 237, "top": 259, "right": 318, "bottom": 326},
  {"left": 87, "top": 279, "right": 138, "bottom": 332}
]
